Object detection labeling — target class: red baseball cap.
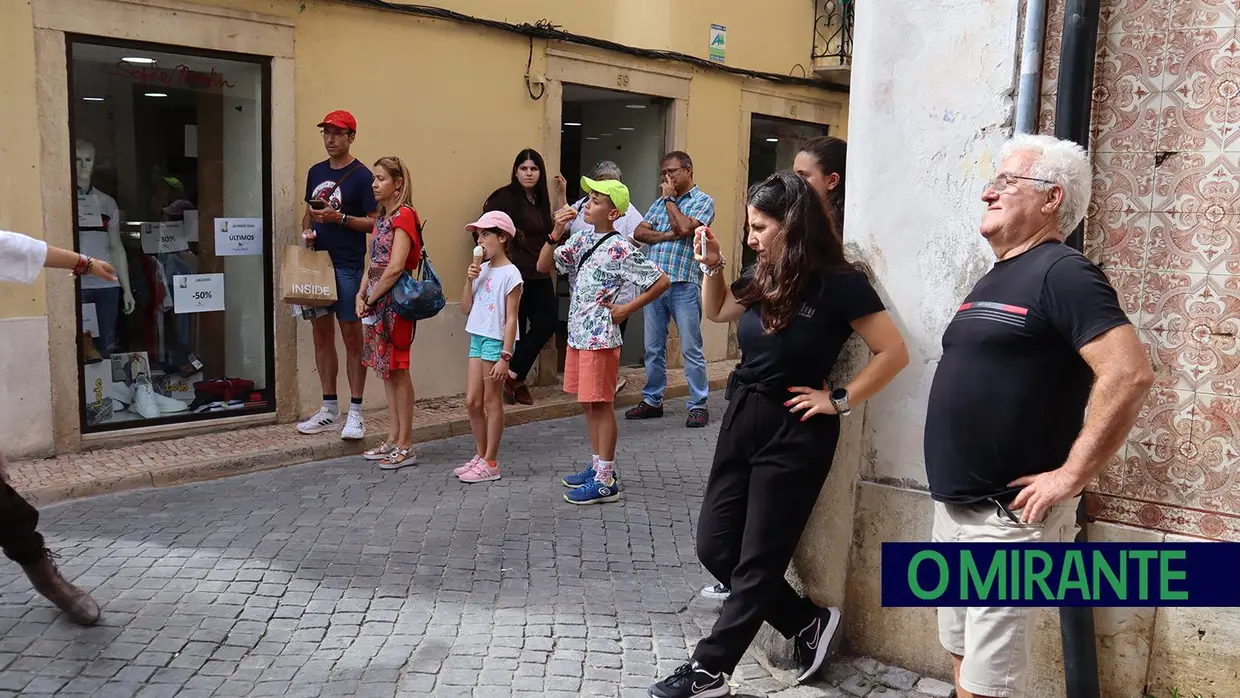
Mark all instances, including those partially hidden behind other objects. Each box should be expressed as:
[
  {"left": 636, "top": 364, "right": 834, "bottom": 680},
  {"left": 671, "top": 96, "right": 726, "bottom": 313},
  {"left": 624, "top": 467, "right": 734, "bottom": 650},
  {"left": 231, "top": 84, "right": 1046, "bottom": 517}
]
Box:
[{"left": 317, "top": 110, "right": 357, "bottom": 133}]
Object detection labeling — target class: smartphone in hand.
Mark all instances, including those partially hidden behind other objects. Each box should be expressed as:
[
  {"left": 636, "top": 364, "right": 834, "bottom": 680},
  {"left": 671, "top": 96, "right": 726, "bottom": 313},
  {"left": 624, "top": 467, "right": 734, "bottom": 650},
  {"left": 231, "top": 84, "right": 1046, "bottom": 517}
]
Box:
[{"left": 308, "top": 199, "right": 329, "bottom": 211}]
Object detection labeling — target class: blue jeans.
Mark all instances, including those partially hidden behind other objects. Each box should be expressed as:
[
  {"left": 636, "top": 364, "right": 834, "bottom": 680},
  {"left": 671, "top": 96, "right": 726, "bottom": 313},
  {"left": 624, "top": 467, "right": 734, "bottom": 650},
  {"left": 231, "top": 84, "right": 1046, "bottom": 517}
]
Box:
[
  {"left": 642, "top": 281, "right": 709, "bottom": 410},
  {"left": 332, "top": 265, "right": 365, "bottom": 322},
  {"left": 82, "top": 287, "right": 121, "bottom": 357}
]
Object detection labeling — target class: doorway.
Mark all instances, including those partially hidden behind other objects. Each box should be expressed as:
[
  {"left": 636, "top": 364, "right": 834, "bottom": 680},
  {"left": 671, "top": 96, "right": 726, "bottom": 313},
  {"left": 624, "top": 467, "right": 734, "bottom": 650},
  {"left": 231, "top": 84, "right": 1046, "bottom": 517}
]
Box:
[
  {"left": 559, "top": 84, "right": 671, "bottom": 368},
  {"left": 742, "top": 115, "right": 830, "bottom": 267}
]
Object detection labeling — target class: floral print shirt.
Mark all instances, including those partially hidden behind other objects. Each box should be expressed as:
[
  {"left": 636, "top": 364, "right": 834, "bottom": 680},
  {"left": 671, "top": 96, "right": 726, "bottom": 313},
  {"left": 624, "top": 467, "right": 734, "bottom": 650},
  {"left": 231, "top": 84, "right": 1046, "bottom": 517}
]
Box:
[{"left": 554, "top": 230, "right": 664, "bottom": 350}]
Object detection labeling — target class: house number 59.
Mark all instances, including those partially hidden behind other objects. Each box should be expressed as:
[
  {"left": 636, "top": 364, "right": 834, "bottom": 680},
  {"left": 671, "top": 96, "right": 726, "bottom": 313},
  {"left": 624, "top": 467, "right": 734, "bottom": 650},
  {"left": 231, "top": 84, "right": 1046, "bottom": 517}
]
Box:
[{"left": 616, "top": 73, "right": 630, "bottom": 88}]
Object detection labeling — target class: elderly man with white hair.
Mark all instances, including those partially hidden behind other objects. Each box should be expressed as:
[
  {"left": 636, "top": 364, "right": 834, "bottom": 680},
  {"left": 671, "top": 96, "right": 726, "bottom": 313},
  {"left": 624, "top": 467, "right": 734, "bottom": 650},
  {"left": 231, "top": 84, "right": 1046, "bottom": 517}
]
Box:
[{"left": 923, "top": 134, "right": 1154, "bottom": 698}]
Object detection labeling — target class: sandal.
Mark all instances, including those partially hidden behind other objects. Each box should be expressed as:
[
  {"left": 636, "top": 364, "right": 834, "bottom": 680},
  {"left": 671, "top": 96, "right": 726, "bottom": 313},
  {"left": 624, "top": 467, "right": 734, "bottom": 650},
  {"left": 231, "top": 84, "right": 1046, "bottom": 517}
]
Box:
[
  {"left": 379, "top": 447, "right": 417, "bottom": 470},
  {"left": 363, "top": 442, "right": 395, "bottom": 461}
]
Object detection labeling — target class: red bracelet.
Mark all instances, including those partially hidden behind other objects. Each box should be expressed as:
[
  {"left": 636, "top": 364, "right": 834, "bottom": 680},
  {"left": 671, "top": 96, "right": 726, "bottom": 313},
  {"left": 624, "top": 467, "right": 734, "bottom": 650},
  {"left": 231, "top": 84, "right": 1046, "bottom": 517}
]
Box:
[{"left": 71, "top": 255, "right": 90, "bottom": 277}]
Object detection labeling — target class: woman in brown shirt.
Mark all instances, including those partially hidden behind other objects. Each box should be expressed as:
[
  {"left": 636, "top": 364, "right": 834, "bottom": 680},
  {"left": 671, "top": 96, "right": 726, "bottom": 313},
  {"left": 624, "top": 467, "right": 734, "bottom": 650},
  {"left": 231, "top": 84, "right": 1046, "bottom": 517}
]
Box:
[{"left": 482, "top": 149, "right": 557, "bottom": 405}]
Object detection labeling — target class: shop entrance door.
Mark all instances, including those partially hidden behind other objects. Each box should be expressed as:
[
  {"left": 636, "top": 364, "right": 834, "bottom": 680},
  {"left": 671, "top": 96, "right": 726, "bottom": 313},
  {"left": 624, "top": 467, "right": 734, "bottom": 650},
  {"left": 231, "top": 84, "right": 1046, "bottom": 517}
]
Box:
[
  {"left": 742, "top": 115, "right": 830, "bottom": 268},
  {"left": 558, "top": 85, "right": 671, "bottom": 368}
]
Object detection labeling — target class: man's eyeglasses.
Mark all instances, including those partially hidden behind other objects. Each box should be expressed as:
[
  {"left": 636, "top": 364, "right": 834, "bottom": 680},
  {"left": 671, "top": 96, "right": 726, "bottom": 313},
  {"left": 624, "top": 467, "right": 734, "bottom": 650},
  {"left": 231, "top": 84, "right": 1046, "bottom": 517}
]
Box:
[
  {"left": 983, "top": 173, "right": 1055, "bottom": 193},
  {"left": 659, "top": 166, "right": 686, "bottom": 178}
]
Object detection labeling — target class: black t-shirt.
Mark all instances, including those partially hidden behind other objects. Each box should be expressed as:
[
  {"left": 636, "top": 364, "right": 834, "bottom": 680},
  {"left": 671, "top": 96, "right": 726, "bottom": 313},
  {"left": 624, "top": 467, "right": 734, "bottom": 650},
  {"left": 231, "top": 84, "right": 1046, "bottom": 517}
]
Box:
[
  {"left": 483, "top": 186, "right": 554, "bottom": 280},
  {"left": 305, "top": 159, "right": 378, "bottom": 270},
  {"left": 924, "top": 242, "right": 1130, "bottom": 504},
  {"left": 731, "top": 266, "right": 885, "bottom": 389}
]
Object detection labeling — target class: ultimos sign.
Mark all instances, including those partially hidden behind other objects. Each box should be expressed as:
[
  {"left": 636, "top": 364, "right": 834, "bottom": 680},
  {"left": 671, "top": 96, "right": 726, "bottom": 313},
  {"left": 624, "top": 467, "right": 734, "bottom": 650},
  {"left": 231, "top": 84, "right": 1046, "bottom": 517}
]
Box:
[{"left": 881, "top": 543, "right": 1240, "bottom": 607}]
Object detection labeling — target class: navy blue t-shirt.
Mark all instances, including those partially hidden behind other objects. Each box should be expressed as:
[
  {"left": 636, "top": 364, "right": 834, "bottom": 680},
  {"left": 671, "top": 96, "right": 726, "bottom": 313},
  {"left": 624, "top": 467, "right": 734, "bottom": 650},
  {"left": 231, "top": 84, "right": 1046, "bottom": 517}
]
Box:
[{"left": 305, "top": 159, "right": 377, "bottom": 270}]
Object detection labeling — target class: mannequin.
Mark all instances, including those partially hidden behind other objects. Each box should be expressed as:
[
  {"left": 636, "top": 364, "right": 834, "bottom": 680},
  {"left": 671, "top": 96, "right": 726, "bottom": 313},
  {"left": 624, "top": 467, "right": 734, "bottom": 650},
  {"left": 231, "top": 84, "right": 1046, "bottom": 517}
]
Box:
[{"left": 76, "top": 140, "right": 134, "bottom": 357}]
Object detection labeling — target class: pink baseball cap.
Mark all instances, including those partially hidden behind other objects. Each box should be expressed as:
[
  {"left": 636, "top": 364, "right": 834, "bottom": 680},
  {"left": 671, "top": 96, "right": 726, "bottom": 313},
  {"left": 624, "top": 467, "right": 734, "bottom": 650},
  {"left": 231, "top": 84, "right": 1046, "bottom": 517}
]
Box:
[{"left": 465, "top": 211, "right": 516, "bottom": 236}]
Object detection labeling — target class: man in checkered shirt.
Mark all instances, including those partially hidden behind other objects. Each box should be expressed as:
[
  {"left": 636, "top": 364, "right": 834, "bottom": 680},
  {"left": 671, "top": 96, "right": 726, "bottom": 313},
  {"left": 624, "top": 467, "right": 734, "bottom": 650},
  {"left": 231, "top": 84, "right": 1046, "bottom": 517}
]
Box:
[{"left": 629, "top": 151, "right": 716, "bottom": 428}]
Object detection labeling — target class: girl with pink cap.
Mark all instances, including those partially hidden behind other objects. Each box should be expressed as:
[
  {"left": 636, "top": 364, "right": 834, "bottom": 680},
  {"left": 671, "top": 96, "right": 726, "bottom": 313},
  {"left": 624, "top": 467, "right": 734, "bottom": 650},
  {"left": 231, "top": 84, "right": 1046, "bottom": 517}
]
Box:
[{"left": 456, "top": 211, "right": 524, "bottom": 483}]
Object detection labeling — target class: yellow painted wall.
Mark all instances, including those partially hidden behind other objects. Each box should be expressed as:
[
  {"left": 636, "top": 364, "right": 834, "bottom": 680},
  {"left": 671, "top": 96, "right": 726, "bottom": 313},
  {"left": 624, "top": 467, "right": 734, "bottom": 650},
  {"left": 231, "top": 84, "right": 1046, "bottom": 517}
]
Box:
[{"left": 0, "top": 0, "right": 48, "bottom": 320}]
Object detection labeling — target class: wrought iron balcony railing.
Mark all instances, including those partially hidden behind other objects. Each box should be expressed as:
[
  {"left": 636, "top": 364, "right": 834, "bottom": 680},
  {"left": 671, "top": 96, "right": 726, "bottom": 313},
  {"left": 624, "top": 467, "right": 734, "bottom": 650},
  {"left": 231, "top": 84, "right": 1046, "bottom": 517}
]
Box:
[{"left": 812, "top": 0, "right": 854, "bottom": 70}]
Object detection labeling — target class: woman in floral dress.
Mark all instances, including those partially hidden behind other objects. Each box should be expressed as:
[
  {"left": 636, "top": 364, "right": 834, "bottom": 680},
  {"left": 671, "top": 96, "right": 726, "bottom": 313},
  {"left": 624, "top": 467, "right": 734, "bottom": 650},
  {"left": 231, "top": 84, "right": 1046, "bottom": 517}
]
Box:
[{"left": 357, "top": 156, "right": 423, "bottom": 469}]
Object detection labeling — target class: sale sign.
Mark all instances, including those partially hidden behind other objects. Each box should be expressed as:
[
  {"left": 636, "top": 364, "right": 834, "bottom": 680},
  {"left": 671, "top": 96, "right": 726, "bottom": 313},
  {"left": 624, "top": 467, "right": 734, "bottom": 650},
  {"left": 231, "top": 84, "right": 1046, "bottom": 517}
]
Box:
[
  {"left": 215, "top": 218, "right": 263, "bottom": 256},
  {"left": 173, "top": 273, "right": 225, "bottom": 314},
  {"left": 141, "top": 221, "right": 190, "bottom": 254}
]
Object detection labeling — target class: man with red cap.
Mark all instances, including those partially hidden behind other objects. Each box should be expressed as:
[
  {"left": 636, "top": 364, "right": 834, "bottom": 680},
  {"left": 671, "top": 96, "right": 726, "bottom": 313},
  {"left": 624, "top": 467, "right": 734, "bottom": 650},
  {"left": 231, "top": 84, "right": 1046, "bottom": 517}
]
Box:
[{"left": 298, "top": 110, "right": 378, "bottom": 440}]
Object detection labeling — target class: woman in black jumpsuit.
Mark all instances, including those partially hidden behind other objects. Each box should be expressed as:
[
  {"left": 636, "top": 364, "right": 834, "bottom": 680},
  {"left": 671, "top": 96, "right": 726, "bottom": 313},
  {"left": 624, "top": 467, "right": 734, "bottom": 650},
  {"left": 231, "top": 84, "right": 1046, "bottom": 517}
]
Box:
[{"left": 649, "top": 172, "right": 909, "bottom": 698}]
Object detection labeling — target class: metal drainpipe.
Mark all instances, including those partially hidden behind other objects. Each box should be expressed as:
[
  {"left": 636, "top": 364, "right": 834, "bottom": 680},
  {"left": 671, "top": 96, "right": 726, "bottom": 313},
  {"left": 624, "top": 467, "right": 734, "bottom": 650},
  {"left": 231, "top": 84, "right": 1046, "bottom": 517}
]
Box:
[
  {"left": 1054, "top": 1, "right": 1103, "bottom": 697},
  {"left": 1014, "top": 0, "right": 1048, "bottom": 134}
]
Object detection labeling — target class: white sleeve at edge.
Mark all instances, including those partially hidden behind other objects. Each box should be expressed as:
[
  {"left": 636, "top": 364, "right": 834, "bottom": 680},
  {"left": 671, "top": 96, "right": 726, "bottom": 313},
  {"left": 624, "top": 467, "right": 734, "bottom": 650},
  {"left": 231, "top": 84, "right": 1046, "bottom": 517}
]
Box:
[{"left": 0, "top": 230, "right": 49, "bottom": 286}]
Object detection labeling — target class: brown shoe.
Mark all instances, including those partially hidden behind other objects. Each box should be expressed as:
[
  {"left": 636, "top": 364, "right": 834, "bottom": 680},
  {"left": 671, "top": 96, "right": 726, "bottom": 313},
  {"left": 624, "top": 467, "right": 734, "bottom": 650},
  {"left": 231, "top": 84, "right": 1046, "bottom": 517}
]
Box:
[
  {"left": 81, "top": 332, "right": 103, "bottom": 364},
  {"left": 511, "top": 380, "right": 533, "bottom": 405},
  {"left": 22, "top": 551, "right": 101, "bottom": 626}
]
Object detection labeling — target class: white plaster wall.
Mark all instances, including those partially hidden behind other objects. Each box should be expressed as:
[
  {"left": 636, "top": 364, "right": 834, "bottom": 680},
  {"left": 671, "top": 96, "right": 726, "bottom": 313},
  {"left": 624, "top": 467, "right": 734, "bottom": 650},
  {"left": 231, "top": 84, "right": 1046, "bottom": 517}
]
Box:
[
  {"left": 845, "top": 0, "right": 1021, "bottom": 485},
  {"left": 0, "top": 316, "right": 55, "bottom": 457}
]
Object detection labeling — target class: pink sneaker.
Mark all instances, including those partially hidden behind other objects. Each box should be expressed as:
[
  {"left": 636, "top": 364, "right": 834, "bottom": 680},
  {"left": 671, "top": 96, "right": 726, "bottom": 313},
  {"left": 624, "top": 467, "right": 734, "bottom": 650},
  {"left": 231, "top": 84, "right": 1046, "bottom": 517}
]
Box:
[
  {"left": 454, "top": 456, "right": 482, "bottom": 476},
  {"left": 458, "top": 460, "right": 501, "bottom": 483}
]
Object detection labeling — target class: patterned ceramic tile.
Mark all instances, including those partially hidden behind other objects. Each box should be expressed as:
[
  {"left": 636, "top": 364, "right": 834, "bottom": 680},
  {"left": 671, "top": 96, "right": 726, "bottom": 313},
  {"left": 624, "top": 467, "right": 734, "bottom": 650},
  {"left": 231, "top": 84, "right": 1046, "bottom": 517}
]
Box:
[
  {"left": 1123, "top": 388, "right": 1199, "bottom": 504},
  {"left": 1140, "top": 327, "right": 1240, "bottom": 395},
  {"left": 1145, "top": 210, "right": 1240, "bottom": 272},
  {"left": 1140, "top": 270, "right": 1240, "bottom": 335},
  {"left": 1093, "top": 32, "right": 1170, "bottom": 151},
  {"left": 1151, "top": 150, "right": 1240, "bottom": 216},
  {"left": 1182, "top": 393, "right": 1240, "bottom": 514},
  {"left": 1102, "top": 0, "right": 1172, "bottom": 34},
  {"left": 1092, "top": 494, "right": 1240, "bottom": 540},
  {"left": 1093, "top": 150, "right": 1157, "bottom": 213},
  {"left": 1093, "top": 445, "right": 1130, "bottom": 496},
  {"left": 1104, "top": 266, "right": 1146, "bottom": 322},
  {"left": 1038, "top": 90, "right": 1058, "bottom": 136},
  {"left": 1160, "top": 27, "right": 1240, "bottom": 151},
  {"left": 1042, "top": 0, "right": 1066, "bottom": 94},
  {"left": 1087, "top": 210, "right": 1151, "bottom": 271},
  {"left": 1168, "top": 0, "right": 1239, "bottom": 30}
]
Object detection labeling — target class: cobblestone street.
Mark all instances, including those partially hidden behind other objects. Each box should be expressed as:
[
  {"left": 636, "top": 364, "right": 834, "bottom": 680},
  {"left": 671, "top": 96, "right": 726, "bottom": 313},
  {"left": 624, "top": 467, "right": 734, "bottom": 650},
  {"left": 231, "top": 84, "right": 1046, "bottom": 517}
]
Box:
[{"left": 0, "top": 393, "right": 951, "bottom": 698}]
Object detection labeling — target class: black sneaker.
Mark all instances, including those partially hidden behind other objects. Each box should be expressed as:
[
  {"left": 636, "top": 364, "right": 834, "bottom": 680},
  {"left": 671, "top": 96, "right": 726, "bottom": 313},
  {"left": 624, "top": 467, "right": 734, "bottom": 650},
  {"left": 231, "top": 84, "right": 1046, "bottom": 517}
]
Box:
[
  {"left": 686, "top": 408, "right": 709, "bottom": 428},
  {"left": 626, "top": 401, "right": 664, "bottom": 420},
  {"left": 649, "top": 661, "right": 729, "bottom": 698},
  {"left": 793, "top": 605, "right": 842, "bottom": 683}
]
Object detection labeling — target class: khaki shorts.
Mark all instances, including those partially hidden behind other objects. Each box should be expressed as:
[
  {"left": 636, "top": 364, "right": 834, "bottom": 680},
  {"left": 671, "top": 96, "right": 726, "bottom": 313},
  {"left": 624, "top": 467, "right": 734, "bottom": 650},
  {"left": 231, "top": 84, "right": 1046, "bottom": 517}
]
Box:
[{"left": 932, "top": 496, "right": 1081, "bottom": 698}]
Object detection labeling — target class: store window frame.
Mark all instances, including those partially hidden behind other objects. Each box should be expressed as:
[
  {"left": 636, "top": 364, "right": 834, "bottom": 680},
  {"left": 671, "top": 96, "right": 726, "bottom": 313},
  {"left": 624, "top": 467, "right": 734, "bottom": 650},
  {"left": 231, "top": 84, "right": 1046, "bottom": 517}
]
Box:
[{"left": 66, "top": 35, "right": 277, "bottom": 434}]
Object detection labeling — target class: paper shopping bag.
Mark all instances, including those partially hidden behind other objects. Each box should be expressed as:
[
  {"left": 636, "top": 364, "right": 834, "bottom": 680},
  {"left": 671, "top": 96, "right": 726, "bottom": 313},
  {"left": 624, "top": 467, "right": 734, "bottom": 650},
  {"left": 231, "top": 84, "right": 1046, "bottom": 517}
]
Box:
[{"left": 280, "top": 245, "right": 337, "bottom": 307}]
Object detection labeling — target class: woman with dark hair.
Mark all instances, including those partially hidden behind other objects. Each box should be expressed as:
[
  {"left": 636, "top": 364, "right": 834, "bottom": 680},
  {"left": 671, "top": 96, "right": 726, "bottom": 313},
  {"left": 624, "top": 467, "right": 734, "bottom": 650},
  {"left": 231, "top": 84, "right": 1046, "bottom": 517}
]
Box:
[
  {"left": 482, "top": 149, "right": 558, "bottom": 405},
  {"left": 648, "top": 172, "right": 908, "bottom": 698},
  {"left": 794, "top": 135, "right": 847, "bottom": 230}
]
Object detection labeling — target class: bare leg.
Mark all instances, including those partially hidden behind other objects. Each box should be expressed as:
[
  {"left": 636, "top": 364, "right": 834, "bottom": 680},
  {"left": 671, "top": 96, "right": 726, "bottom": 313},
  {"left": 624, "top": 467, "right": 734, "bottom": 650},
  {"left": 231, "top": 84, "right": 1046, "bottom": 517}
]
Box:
[
  {"left": 595, "top": 402, "right": 618, "bottom": 462},
  {"left": 465, "top": 359, "right": 487, "bottom": 458},
  {"left": 310, "top": 314, "right": 339, "bottom": 396},
  {"left": 950, "top": 653, "right": 996, "bottom": 698},
  {"left": 338, "top": 320, "right": 366, "bottom": 401},
  {"left": 585, "top": 403, "right": 602, "bottom": 458},
  {"left": 391, "top": 368, "right": 415, "bottom": 448},
  {"left": 482, "top": 361, "right": 505, "bottom": 462},
  {"left": 382, "top": 378, "right": 398, "bottom": 443}
]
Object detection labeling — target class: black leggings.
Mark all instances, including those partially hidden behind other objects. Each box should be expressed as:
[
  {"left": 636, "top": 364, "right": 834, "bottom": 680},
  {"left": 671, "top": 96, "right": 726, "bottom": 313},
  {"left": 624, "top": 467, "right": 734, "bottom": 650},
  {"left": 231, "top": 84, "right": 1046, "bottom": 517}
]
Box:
[
  {"left": 508, "top": 278, "right": 558, "bottom": 382},
  {"left": 0, "top": 455, "right": 46, "bottom": 566},
  {"left": 691, "top": 383, "right": 840, "bottom": 674}
]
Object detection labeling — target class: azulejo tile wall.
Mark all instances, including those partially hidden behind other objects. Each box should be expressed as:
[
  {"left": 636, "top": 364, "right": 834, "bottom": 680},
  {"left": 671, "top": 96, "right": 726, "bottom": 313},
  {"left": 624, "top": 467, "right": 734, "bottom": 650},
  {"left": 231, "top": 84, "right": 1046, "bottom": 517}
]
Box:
[{"left": 1041, "top": 0, "right": 1240, "bottom": 541}]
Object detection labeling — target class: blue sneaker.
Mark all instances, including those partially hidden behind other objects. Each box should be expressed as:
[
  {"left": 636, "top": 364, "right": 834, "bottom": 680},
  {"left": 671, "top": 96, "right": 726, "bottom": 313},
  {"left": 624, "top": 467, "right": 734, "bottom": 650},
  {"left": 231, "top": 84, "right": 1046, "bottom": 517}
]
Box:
[
  {"left": 561, "top": 465, "right": 595, "bottom": 488},
  {"left": 564, "top": 478, "right": 622, "bottom": 505},
  {"left": 562, "top": 465, "right": 622, "bottom": 489}
]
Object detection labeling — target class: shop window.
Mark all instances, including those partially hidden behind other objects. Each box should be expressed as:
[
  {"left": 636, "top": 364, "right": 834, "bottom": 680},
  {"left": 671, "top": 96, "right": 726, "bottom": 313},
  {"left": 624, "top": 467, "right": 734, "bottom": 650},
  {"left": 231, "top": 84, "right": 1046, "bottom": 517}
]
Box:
[{"left": 69, "top": 38, "right": 274, "bottom": 431}]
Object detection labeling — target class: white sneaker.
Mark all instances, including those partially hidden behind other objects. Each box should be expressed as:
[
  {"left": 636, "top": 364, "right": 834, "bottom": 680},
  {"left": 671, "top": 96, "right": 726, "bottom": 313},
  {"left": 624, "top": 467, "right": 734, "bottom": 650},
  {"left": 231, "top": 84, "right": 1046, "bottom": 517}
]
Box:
[
  {"left": 133, "top": 374, "right": 160, "bottom": 419},
  {"left": 297, "top": 408, "right": 340, "bottom": 435},
  {"left": 341, "top": 411, "right": 365, "bottom": 440}
]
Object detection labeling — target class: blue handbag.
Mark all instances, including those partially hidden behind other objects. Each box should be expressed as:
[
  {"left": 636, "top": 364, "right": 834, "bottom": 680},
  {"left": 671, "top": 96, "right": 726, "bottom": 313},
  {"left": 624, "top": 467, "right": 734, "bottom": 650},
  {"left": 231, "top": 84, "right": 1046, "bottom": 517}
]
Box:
[{"left": 390, "top": 214, "right": 446, "bottom": 321}]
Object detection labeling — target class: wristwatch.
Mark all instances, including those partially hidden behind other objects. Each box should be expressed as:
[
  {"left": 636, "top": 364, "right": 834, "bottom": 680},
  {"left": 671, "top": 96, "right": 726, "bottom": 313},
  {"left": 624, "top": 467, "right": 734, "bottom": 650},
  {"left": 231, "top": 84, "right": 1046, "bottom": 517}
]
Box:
[
  {"left": 340, "top": 213, "right": 349, "bottom": 226},
  {"left": 500, "top": 350, "right": 513, "bottom": 362},
  {"left": 830, "top": 387, "right": 851, "bottom": 416}
]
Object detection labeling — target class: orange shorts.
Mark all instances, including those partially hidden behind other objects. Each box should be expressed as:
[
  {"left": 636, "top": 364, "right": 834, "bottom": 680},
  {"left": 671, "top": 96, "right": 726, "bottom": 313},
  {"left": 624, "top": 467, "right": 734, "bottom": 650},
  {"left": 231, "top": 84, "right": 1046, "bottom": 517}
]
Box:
[{"left": 563, "top": 347, "right": 621, "bottom": 403}]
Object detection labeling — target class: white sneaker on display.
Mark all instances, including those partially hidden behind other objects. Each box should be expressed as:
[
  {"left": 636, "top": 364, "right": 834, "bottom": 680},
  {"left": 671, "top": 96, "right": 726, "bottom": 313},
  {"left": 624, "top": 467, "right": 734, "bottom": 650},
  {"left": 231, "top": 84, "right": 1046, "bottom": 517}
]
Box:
[
  {"left": 133, "top": 374, "right": 160, "bottom": 419},
  {"left": 153, "top": 393, "right": 189, "bottom": 414},
  {"left": 341, "top": 411, "right": 365, "bottom": 441},
  {"left": 297, "top": 408, "right": 340, "bottom": 435}
]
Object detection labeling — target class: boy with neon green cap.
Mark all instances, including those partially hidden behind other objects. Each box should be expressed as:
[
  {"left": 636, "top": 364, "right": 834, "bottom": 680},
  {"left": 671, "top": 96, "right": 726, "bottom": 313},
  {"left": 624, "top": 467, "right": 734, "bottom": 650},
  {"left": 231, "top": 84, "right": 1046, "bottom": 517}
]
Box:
[{"left": 537, "top": 177, "right": 670, "bottom": 504}]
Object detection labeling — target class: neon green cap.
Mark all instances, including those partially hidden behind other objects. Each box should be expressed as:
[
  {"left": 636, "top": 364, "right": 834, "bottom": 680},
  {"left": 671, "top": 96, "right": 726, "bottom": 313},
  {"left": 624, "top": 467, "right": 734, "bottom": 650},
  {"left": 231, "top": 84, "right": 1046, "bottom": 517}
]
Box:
[{"left": 580, "top": 176, "right": 630, "bottom": 215}]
